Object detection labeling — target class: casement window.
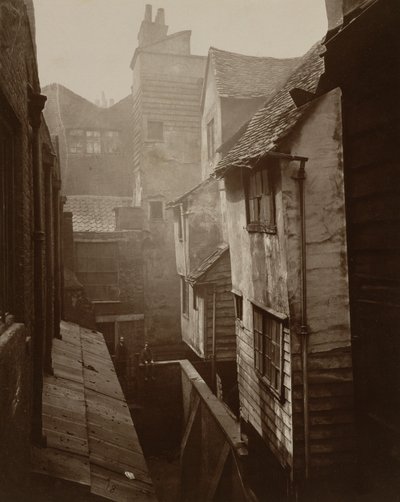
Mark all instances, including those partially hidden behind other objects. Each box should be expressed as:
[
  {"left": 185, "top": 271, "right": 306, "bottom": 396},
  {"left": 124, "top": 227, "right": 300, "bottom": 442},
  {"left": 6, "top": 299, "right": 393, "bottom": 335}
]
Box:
[
  {"left": 245, "top": 164, "right": 276, "bottom": 233},
  {"left": 193, "top": 288, "right": 198, "bottom": 310},
  {"left": 181, "top": 277, "right": 189, "bottom": 316},
  {"left": 253, "top": 305, "right": 284, "bottom": 397},
  {"left": 0, "top": 116, "right": 15, "bottom": 328},
  {"left": 147, "top": 120, "right": 164, "bottom": 141},
  {"left": 69, "top": 129, "right": 85, "bottom": 154},
  {"left": 232, "top": 293, "right": 243, "bottom": 321},
  {"left": 86, "top": 130, "right": 101, "bottom": 154},
  {"left": 103, "top": 130, "right": 120, "bottom": 153},
  {"left": 149, "top": 200, "right": 163, "bottom": 220},
  {"left": 207, "top": 118, "right": 215, "bottom": 161}
]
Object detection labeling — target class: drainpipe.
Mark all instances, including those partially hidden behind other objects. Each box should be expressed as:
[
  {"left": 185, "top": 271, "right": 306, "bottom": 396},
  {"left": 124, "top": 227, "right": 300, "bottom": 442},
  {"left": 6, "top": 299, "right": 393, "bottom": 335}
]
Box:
[
  {"left": 295, "top": 159, "right": 310, "bottom": 481},
  {"left": 211, "top": 285, "right": 217, "bottom": 392},
  {"left": 28, "top": 89, "right": 48, "bottom": 446},
  {"left": 180, "top": 203, "right": 188, "bottom": 276}
]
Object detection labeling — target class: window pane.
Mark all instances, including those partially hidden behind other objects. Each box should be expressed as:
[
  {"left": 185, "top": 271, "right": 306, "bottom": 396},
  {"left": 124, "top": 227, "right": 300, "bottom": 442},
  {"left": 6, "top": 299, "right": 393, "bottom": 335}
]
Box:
[{"left": 262, "top": 169, "right": 270, "bottom": 195}]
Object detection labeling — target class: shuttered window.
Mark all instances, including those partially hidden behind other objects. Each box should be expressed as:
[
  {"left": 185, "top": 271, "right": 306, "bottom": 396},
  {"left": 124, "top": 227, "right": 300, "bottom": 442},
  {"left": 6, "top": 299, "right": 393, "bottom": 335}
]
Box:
[{"left": 253, "top": 306, "right": 284, "bottom": 397}]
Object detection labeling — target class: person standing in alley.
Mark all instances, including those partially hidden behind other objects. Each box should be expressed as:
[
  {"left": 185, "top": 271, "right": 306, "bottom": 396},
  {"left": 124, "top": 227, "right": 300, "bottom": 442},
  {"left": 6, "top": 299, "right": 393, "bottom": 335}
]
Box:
[
  {"left": 140, "top": 342, "right": 155, "bottom": 381},
  {"left": 115, "top": 336, "right": 128, "bottom": 390}
]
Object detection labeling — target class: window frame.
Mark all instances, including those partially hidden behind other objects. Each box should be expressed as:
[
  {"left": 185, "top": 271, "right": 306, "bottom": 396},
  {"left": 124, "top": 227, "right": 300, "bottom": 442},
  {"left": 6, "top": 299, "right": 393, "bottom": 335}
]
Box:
[
  {"left": 245, "top": 163, "right": 277, "bottom": 234},
  {"left": 252, "top": 304, "right": 285, "bottom": 400},
  {"left": 232, "top": 293, "right": 243, "bottom": 321}
]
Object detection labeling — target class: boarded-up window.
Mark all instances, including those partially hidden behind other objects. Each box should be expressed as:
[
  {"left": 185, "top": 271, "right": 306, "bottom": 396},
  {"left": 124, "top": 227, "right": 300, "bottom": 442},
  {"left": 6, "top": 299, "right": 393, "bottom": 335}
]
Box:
[
  {"left": 75, "top": 241, "right": 119, "bottom": 301},
  {"left": 207, "top": 118, "right": 215, "bottom": 161},
  {"left": 246, "top": 165, "right": 275, "bottom": 231},
  {"left": 0, "top": 116, "right": 15, "bottom": 325},
  {"left": 149, "top": 201, "right": 163, "bottom": 220},
  {"left": 181, "top": 277, "right": 189, "bottom": 316},
  {"left": 253, "top": 306, "right": 284, "bottom": 396},
  {"left": 148, "top": 121, "right": 164, "bottom": 140},
  {"left": 86, "top": 130, "right": 101, "bottom": 154}
]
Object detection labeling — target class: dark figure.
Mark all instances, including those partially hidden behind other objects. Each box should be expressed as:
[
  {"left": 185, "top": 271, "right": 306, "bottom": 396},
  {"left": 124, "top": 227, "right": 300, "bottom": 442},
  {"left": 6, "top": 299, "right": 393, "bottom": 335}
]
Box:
[
  {"left": 140, "top": 342, "right": 155, "bottom": 381},
  {"left": 115, "top": 336, "right": 128, "bottom": 389}
]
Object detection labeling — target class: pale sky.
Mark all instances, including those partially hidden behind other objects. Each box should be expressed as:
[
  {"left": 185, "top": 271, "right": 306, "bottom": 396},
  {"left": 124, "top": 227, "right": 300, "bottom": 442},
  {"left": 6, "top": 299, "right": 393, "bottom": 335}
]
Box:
[{"left": 34, "top": 0, "right": 327, "bottom": 104}]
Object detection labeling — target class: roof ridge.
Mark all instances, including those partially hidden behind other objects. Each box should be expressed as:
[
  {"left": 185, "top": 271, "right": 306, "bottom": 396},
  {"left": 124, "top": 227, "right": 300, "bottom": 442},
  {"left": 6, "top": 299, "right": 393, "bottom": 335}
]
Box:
[{"left": 209, "top": 46, "right": 300, "bottom": 63}]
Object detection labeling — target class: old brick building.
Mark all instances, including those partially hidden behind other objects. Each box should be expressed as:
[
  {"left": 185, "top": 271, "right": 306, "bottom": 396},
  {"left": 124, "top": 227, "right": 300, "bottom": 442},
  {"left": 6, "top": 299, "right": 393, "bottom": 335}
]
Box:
[
  {"left": 0, "top": 0, "right": 62, "bottom": 495},
  {"left": 130, "top": 5, "right": 206, "bottom": 351}
]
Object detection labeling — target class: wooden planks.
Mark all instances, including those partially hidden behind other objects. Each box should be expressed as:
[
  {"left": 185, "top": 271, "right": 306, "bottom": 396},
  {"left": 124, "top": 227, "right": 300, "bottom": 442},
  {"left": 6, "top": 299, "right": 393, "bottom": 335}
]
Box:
[
  {"left": 80, "top": 325, "right": 156, "bottom": 500},
  {"left": 32, "top": 322, "right": 156, "bottom": 501}
]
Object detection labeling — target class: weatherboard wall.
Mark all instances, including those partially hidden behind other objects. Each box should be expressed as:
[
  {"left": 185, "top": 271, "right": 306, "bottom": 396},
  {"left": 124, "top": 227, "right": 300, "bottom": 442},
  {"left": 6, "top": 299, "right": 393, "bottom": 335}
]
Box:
[{"left": 224, "top": 89, "right": 355, "bottom": 476}]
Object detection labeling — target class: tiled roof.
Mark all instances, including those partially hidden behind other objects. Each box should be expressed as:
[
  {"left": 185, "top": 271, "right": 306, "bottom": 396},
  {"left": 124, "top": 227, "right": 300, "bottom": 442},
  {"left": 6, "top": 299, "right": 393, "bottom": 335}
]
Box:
[
  {"left": 209, "top": 47, "right": 300, "bottom": 99},
  {"left": 215, "top": 42, "right": 324, "bottom": 177},
  {"left": 187, "top": 244, "right": 229, "bottom": 285},
  {"left": 64, "top": 195, "right": 132, "bottom": 232}
]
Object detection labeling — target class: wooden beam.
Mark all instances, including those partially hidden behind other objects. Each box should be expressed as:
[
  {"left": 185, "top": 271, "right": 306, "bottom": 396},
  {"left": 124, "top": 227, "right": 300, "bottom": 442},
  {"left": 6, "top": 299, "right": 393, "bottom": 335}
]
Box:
[
  {"left": 205, "top": 442, "right": 230, "bottom": 502},
  {"left": 180, "top": 394, "right": 200, "bottom": 458}
]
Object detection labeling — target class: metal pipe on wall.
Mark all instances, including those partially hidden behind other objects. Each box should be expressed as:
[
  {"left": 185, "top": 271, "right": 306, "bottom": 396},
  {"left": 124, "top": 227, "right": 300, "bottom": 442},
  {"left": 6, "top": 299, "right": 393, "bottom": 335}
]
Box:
[
  {"left": 28, "top": 89, "right": 47, "bottom": 446},
  {"left": 296, "top": 159, "right": 310, "bottom": 480}
]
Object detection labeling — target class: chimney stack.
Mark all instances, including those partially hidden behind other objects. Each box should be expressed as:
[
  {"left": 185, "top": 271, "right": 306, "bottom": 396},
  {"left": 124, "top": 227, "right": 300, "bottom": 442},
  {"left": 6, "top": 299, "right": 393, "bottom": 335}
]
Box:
[
  {"left": 144, "top": 4, "right": 152, "bottom": 22},
  {"left": 155, "top": 8, "right": 165, "bottom": 25},
  {"left": 138, "top": 4, "right": 168, "bottom": 47}
]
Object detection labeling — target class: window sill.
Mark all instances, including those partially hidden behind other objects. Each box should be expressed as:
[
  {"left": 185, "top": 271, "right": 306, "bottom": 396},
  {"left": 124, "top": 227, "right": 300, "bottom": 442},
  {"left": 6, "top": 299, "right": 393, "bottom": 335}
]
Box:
[
  {"left": 144, "top": 139, "right": 164, "bottom": 144},
  {"left": 246, "top": 223, "right": 277, "bottom": 234},
  {"left": 256, "top": 370, "right": 285, "bottom": 403}
]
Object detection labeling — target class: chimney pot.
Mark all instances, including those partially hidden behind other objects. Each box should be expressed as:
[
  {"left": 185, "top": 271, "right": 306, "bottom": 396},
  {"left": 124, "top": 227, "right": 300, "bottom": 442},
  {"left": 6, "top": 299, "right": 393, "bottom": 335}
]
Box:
[
  {"left": 144, "top": 4, "right": 152, "bottom": 22},
  {"left": 155, "top": 8, "right": 165, "bottom": 25}
]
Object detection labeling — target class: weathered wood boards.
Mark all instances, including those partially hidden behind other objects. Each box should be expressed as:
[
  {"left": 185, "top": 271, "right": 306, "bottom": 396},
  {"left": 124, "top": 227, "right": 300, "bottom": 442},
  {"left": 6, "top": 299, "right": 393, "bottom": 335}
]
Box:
[{"left": 31, "top": 322, "right": 156, "bottom": 501}]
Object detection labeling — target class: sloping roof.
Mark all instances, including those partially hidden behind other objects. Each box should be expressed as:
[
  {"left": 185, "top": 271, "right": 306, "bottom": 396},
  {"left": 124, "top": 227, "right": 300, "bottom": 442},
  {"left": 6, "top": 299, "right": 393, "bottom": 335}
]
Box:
[
  {"left": 32, "top": 322, "right": 156, "bottom": 501},
  {"left": 215, "top": 42, "right": 324, "bottom": 177},
  {"left": 187, "top": 244, "right": 229, "bottom": 285},
  {"left": 64, "top": 195, "right": 132, "bottom": 233},
  {"left": 209, "top": 47, "right": 300, "bottom": 99},
  {"left": 166, "top": 177, "right": 213, "bottom": 207}
]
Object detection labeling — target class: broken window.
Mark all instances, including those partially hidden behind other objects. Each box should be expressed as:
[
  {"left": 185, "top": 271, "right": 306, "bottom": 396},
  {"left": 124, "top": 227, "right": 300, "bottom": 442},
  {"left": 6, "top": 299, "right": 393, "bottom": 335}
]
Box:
[
  {"left": 181, "top": 277, "right": 189, "bottom": 316},
  {"left": 149, "top": 200, "right": 163, "bottom": 220},
  {"left": 0, "top": 115, "right": 15, "bottom": 328},
  {"left": 103, "top": 130, "right": 120, "bottom": 153},
  {"left": 147, "top": 120, "right": 164, "bottom": 141},
  {"left": 69, "top": 129, "right": 85, "bottom": 154},
  {"left": 207, "top": 118, "right": 215, "bottom": 161},
  {"left": 86, "top": 130, "right": 101, "bottom": 154},
  {"left": 245, "top": 163, "right": 276, "bottom": 232},
  {"left": 253, "top": 306, "right": 284, "bottom": 397}
]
